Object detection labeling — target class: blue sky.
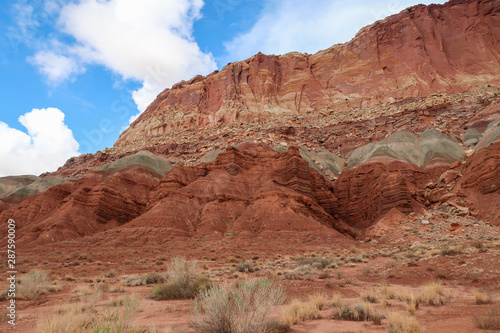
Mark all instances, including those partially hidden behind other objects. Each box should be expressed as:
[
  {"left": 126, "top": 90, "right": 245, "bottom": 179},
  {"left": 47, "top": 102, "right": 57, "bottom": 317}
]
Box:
[{"left": 0, "top": 0, "right": 446, "bottom": 176}]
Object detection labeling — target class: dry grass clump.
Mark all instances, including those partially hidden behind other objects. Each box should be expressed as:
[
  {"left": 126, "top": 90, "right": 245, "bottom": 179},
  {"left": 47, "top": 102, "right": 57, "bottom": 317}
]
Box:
[
  {"left": 386, "top": 312, "right": 422, "bottom": 333},
  {"left": 19, "top": 269, "right": 49, "bottom": 300},
  {"left": 282, "top": 299, "right": 321, "bottom": 325},
  {"left": 334, "top": 301, "right": 384, "bottom": 325},
  {"left": 309, "top": 293, "right": 327, "bottom": 310},
  {"left": 419, "top": 281, "right": 444, "bottom": 305},
  {"left": 189, "top": 279, "right": 285, "bottom": 333},
  {"left": 297, "top": 257, "right": 332, "bottom": 268},
  {"left": 151, "top": 257, "right": 209, "bottom": 300},
  {"left": 474, "top": 307, "right": 500, "bottom": 330},
  {"left": 39, "top": 287, "right": 140, "bottom": 333},
  {"left": 38, "top": 303, "right": 94, "bottom": 333},
  {"left": 236, "top": 261, "right": 255, "bottom": 273},
  {"left": 330, "top": 293, "right": 344, "bottom": 309},
  {"left": 473, "top": 289, "right": 492, "bottom": 305},
  {"left": 120, "top": 271, "right": 167, "bottom": 287},
  {"left": 361, "top": 289, "right": 379, "bottom": 303},
  {"left": 38, "top": 285, "right": 102, "bottom": 333},
  {"left": 93, "top": 294, "right": 140, "bottom": 332}
]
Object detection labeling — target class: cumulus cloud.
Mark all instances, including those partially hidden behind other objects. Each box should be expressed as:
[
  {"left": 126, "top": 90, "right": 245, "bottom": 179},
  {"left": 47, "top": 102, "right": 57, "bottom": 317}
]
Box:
[
  {"left": 223, "top": 0, "right": 447, "bottom": 63},
  {"left": 0, "top": 108, "right": 79, "bottom": 176},
  {"left": 31, "top": 50, "right": 83, "bottom": 84},
  {"left": 30, "top": 0, "right": 216, "bottom": 119}
]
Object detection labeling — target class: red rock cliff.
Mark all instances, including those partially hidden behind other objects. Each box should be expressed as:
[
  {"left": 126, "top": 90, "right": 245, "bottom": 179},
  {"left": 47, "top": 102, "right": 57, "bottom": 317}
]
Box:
[{"left": 115, "top": 0, "right": 500, "bottom": 152}]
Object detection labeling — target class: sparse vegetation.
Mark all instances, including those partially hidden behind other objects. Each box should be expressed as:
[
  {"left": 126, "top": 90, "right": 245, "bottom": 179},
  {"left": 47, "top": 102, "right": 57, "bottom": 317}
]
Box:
[
  {"left": 189, "top": 279, "right": 285, "bottom": 333},
  {"left": 19, "top": 269, "right": 49, "bottom": 300},
  {"left": 419, "top": 280, "right": 445, "bottom": 305},
  {"left": 297, "top": 257, "right": 332, "bottom": 268},
  {"left": 334, "top": 301, "right": 384, "bottom": 325},
  {"left": 473, "top": 289, "right": 492, "bottom": 305},
  {"left": 236, "top": 261, "right": 255, "bottom": 273},
  {"left": 386, "top": 312, "right": 422, "bottom": 333},
  {"left": 151, "top": 257, "right": 209, "bottom": 300},
  {"left": 282, "top": 299, "right": 321, "bottom": 325},
  {"left": 474, "top": 308, "right": 500, "bottom": 330}
]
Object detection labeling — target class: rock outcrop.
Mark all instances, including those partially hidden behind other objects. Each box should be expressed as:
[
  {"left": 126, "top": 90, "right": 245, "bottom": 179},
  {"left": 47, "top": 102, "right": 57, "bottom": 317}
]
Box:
[
  {"left": 0, "top": 143, "right": 353, "bottom": 246},
  {"left": 3, "top": 0, "right": 500, "bottom": 246}
]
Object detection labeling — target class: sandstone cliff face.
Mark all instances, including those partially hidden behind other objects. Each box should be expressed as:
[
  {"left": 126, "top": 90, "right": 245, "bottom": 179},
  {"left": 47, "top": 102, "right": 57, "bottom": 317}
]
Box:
[
  {"left": 460, "top": 141, "right": 500, "bottom": 224},
  {"left": 115, "top": 0, "right": 500, "bottom": 152}
]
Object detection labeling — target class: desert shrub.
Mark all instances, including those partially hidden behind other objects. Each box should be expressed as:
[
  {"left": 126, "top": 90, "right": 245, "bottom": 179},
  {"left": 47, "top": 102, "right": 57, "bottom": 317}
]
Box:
[
  {"left": 439, "top": 246, "right": 461, "bottom": 256},
  {"left": 151, "top": 257, "right": 209, "bottom": 300},
  {"left": 168, "top": 257, "right": 197, "bottom": 284},
  {"left": 120, "top": 274, "right": 147, "bottom": 287},
  {"left": 386, "top": 312, "right": 422, "bottom": 333},
  {"left": 470, "top": 241, "right": 484, "bottom": 249},
  {"left": 262, "top": 320, "right": 291, "bottom": 333},
  {"left": 361, "top": 290, "right": 379, "bottom": 304},
  {"left": 19, "top": 269, "right": 48, "bottom": 300},
  {"left": 309, "top": 293, "right": 327, "bottom": 310},
  {"left": 473, "top": 289, "right": 492, "bottom": 305},
  {"left": 282, "top": 299, "right": 320, "bottom": 325},
  {"left": 419, "top": 281, "right": 444, "bottom": 305},
  {"left": 189, "top": 279, "right": 285, "bottom": 333},
  {"left": 145, "top": 272, "right": 167, "bottom": 285},
  {"left": 93, "top": 294, "right": 140, "bottom": 333},
  {"left": 37, "top": 304, "right": 93, "bottom": 333},
  {"left": 297, "top": 257, "right": 332, "bottom": 268},
  {"left": 330, "top": 293, "right": 344, "bottom": 309},
  {"left": 151, "top": 276, "right": 209, "bottom": 300},
  {"left": 334, "top": 301, "right": 384, "bottom": 325},
  {"left": 236, "top": 261, "right": 255, "bottom": 273},
  {"left": 347, "top": 255, "right": 365, "bottom": 263},
  {"left": 474, "top": 308, "right": 500, "bottom": 330}
]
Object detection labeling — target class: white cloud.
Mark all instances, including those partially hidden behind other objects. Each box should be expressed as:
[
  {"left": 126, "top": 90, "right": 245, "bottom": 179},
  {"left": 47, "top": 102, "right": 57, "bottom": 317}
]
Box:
[
  {"left": 0, "top": 108, "right": 79, "bottom": 176},
  {"left": 223, "top": 0, "right": 447, "bottom": 63},
  {"left": 29, "top": 0, "right": 216, "bottom": 119},
  {"left": 31, "top": 50, "right": 83, "bottom": 84}
]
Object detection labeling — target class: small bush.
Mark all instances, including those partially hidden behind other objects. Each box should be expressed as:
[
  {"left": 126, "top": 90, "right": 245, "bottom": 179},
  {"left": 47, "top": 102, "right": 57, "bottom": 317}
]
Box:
[
  {"left": 474, "top": 308, "right": 500, "bottom": 330},
  {"left": 419, "top": 281, "right": 444, "bottom": 305},
  {"left": 263, "top": 320, "right": 291, "bottom": 333},
  {"left": 19, "top": 269, "right": 48, "bottom": 300},
  {"left": 330, "top": 293, "right": 344, "bottom": 309},
  {"left": 335, "top": 301, "right": 384, "bottom": 325},
  {"left": 474, "top": 289, "right": 492, "bottom": 305},
  {"left": 168, "top": 257, "right": 197, "bottom": 284},
  {"left": 386, "top": 312, "right": 422, "bottom": 333},
  {"left": 282, "top": 299, "right": 320, "bottom": 325},
  {"left": 145, "top": 272, "right": 167, "bottom": 285},
  {"left": 151, "top": 257, "right": 209, "bottom": 300},
  {"left": 440, "top": 247, "right": 461, "bottom": 256},
  {"left": 361, "top": 290, "right": 379, "bottom": 304},
  {"left": 309, "top": 293, "right": 327, "bottom": 310},
  {"left": 236, "top": 261, "right": 255, "bottom": 273},
  {"left": 151, "top": 276, "right": 209, "bottom": 300},
  {"left": 93, "top": 294, "right": 140, "bottom": 333},
  {"left": 189, "top": 279, "right": 285, "bottom": 333},
  {"left": 297, "top": 257, "right": 332, "bottom": 268}
]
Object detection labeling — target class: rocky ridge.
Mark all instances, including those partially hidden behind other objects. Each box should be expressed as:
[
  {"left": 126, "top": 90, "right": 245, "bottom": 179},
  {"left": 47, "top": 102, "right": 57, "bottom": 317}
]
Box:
[{"left": 2, "top": 0, "right": 499, "bottom": 246}]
